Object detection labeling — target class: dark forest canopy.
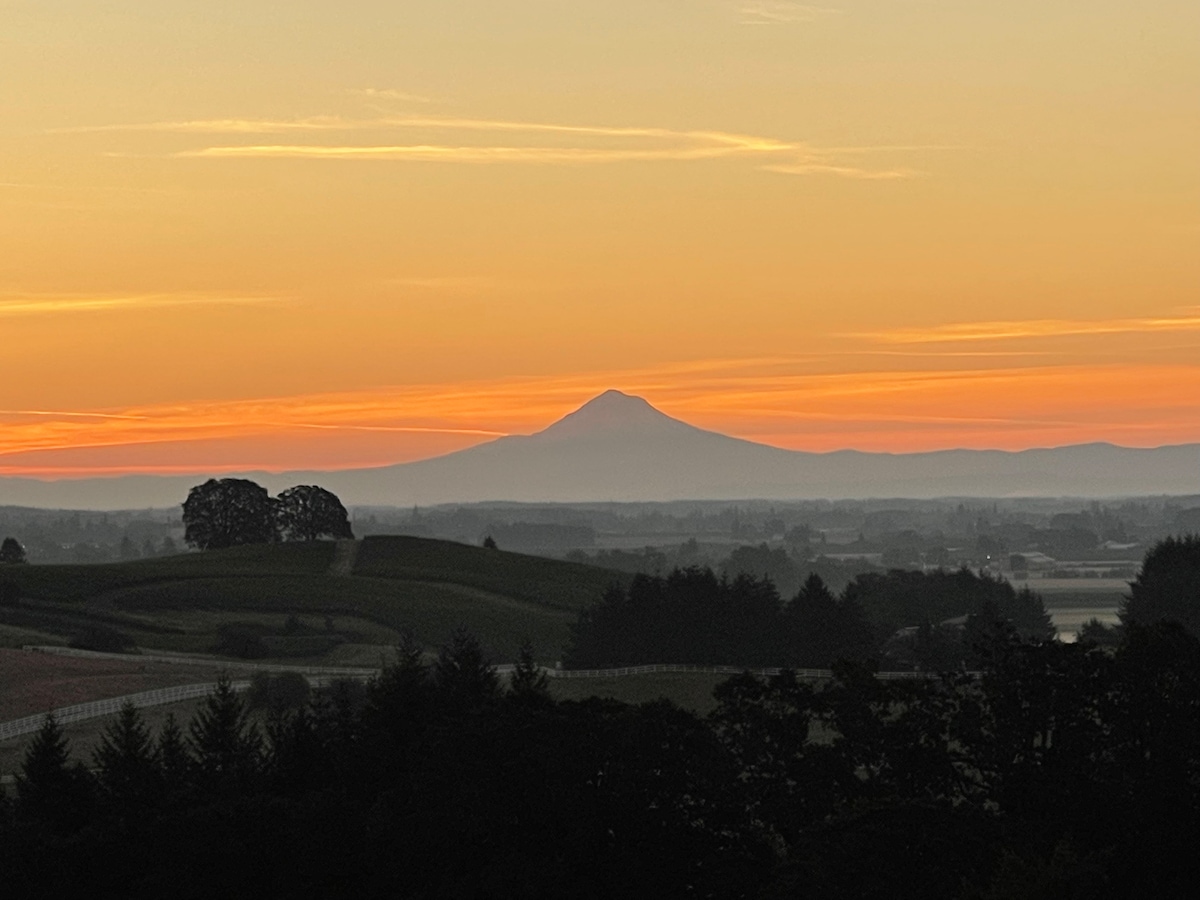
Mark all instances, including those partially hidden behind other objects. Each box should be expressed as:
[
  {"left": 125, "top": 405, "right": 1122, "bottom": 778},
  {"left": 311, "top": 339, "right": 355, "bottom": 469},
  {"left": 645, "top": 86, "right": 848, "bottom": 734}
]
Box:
[
  {"left": 4, "top": 623, "right": 1200, "bottom": 897},
  {"left": 565, "top": 565, "right": 1054, "bottom": 670},
  {"left": 1122, "top": 533, "right": 1200, "bottom": 637}
]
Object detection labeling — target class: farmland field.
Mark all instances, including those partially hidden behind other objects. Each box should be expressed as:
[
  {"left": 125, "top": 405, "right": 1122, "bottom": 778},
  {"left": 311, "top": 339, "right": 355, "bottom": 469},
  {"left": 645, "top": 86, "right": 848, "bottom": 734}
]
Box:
[
  {"left": 0, "top": 648, "right": 227, "bottom": 722},
  {"left": 0, "top": 537, "right": 620, "bottom": 665}
]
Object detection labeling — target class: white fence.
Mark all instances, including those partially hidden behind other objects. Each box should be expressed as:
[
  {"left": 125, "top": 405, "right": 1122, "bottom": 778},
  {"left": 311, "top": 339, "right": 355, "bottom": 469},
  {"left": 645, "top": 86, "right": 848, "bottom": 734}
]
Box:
[
  {"left": 3, "top": 648, "right": 950, "bottom": 743},
  {"left": 21, "top": 645, "right": 378, "bottom": 678},
  {"left": 548, "top": 664, "right": 790, "bottom": 679},
  {"left": 22, "top": 645, "right": 944, "bottom": 683},
  {"left": 0, "top": 681, "right": 251, "bottom": 743},
  {"left": 544, "top": 663, "right": 940, "bottom": 680},
  {"left": 0, "top": 670, "right": 382, "bottom": 743}
]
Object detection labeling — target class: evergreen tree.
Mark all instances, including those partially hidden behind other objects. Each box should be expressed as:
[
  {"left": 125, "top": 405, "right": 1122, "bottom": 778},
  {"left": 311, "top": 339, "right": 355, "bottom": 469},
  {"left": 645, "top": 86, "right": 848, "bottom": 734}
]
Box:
[
  {"left": 16, "top": 713, "right": 70, "bottom": 802},
  {"left": 786, "top": 573, "right": 877, "bottom": 667},
  {"left": 1122, "top": 535, "right": 1200, "bottom": 637},
  {"left": 15, "top": 713, "right": 93, "bottom": 834},
  {"left": 361, "top": 631, "right": 437, "bottom": 768},
  {"left": 1078, "top": 617, "right": 1122, "bottom": 647},
  {"left": 265, "top": 705, "right": 330, "bottom": 794},
  {"left": 156, "top": 713, "right": 192, "bottom": 796},
  {"left": 93, "top": 702, "right": 160, "bottom": 814},
  {"left": 188, "top": 675, "right": 262, "bottom": 794},
  {"left": 1001, "top": 586, "right": 1055, "bottom": 641},
  {"left": 509, "top": 641, "right": 551, "bottom": 703},
  {"left": 434, "top": 627, "right": 500, "bottom": 709}
]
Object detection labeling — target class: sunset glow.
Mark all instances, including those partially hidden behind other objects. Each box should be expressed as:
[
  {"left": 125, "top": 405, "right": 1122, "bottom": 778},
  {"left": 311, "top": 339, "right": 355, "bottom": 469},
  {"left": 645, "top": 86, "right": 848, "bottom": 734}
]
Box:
[{"left": 3, "top": 1, "right": 1198, "bottom": 478}]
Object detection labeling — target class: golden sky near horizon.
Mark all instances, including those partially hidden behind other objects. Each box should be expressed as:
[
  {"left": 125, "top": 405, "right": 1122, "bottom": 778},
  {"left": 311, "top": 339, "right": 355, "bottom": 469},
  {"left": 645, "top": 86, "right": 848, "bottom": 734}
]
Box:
[{"left": 2, "top": 1, "right": 1198, "bottom": 477}]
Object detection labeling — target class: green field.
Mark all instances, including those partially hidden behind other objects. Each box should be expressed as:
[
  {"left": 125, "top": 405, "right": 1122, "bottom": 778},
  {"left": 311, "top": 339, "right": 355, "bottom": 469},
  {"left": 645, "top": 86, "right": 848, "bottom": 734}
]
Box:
[
  {"left": 0, "top": 537, "right": 624, "bottom": 664},
  {"left": 354, "top": 536, "right": 618, "bottom": 611}
]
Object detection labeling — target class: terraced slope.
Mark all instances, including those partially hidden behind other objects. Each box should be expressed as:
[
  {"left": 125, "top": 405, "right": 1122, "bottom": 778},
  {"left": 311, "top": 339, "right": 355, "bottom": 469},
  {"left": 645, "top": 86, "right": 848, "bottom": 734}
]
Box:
[
  {"left": 0, "top": 538, "right": 622, "bottom": 663},
  {"left": 353, "top": 535, "right": 621, "bottom": 611}
]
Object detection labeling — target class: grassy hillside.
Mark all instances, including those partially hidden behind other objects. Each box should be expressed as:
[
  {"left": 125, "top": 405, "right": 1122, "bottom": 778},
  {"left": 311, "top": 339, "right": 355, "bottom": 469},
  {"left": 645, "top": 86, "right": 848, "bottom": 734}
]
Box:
[
  {"left": 353, "top": 535, "right": 620, "bottom": 611},
  {"left": 0, "top": 537, "right": 622, "bottom": 664}
]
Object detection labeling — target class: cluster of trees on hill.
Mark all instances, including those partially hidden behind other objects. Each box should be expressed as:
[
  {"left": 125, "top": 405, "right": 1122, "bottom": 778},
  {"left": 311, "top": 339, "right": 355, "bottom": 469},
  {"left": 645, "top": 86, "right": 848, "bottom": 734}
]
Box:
[
  {"left": 5, "top": 620, "right": 1200, "bottom": 896},
  {"left": 0, "top": 537, "right": 26, "bottom": 565},
  {"left": 566, "top": 565, "right": 1055, "bottom": 670},
  {"left": 182, "top": 479, "right": 353, "bottom": 550},
  {"left": 0, "top": 538, "right": 27, "bottom": 608}
]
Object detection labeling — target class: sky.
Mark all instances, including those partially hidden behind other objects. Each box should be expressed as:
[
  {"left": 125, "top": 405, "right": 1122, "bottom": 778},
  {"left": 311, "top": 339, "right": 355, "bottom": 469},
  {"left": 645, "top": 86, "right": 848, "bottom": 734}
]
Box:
[{"left": 2, "top": 0, "right": 1198, "bottom": 478}]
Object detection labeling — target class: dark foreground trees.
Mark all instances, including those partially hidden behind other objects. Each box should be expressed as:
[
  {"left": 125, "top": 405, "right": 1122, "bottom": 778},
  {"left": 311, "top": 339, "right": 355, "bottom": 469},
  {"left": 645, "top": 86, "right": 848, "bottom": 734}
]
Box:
[
  {"left": 1122, "top": 533, "right": 1200, "bottom": 636},
  {"left": 565, "top": 564, "right": 1051, "bottom": 670},
  {"left": 4, "top": 623, "right": 1200, "bottom": 897}
]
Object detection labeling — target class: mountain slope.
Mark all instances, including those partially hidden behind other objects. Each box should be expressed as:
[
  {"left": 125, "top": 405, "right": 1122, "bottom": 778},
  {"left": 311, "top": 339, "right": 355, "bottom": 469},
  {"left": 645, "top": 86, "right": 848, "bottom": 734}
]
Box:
[
  {"left": 1, "top": 390, "right": 1197, "bottom": 508},
  {"left": 317, "top": 390, "right": 1200, "bottom": 503}
]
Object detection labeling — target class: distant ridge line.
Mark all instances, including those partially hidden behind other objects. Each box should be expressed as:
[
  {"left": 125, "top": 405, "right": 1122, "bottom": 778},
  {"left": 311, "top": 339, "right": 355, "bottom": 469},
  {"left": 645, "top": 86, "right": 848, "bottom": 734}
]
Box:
[{"left": 1, "top": 390, "right": 1197, "bottom": 507}]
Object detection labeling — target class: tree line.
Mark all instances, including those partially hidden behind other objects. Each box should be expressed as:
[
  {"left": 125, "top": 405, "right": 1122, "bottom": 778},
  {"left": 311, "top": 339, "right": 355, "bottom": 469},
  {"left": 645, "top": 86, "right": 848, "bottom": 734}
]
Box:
[
  {"left": 567, "top": 532, "right": 1200, "bottom": 671},
  {"left": 566, "top": 564, "right": 1055, "bottom": 670},
  {"left": 4, "top": 620, "right": 1200, "bottom": 897},
  {"left": 182, "top": 479, "right": 353, "bottom": 550}
]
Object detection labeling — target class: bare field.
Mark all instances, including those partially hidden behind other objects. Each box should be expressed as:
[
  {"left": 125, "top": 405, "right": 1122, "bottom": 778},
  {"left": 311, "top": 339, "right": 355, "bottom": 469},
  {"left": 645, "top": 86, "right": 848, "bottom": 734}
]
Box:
[
  {"left": 0, "top": 648, "right": 238, "bottom": 722},
  {"left": 1013, "top": 578, "right": 1128, "bottom": 595}
]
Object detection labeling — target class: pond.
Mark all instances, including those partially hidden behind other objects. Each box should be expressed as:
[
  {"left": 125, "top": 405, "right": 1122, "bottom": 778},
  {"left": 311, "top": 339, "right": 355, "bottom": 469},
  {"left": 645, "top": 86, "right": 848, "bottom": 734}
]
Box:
[{"left": 1048, "top": 605, "right": 1121, "bottom": 642}]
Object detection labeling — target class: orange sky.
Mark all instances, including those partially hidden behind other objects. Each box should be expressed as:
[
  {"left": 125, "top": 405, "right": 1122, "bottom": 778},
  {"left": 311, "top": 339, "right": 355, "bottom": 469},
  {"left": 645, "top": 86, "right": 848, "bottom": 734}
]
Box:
[{"left": 2, "top": 1, "right": 1198, "bottom": 478}]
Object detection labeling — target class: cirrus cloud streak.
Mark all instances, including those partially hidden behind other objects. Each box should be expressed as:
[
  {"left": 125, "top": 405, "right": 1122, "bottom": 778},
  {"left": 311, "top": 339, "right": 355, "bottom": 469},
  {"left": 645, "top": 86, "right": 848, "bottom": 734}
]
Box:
[
  {"left": 0, "top": 293, "right": 285, "bottom": 318},
  {"left": 855, "top": 312, "right": 1200, "bottom": 344},
  {"left": 59, "top": 114, "right": 925, "bottom": 179},
  {"left": 5, "top": 358, "right": 1200, "bottom": 477},
  {"left": 735, "top": 2, "right": 841, "bottom": 25}
]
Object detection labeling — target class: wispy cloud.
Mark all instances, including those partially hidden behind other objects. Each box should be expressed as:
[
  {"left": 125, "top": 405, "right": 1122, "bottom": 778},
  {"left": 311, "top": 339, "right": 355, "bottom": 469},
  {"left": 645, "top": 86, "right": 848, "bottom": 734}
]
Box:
[
  {"left": 735, "top": 2, "right": 841, "bottom": 25},
  {"left": 0, "top": 409, "right": 150, "bottom": 421},
  {"left": 0, "top": 293, "right": 284, "bottom": 318},
  {"left": 180, "top": 143, "right": 778, "bottom": 164},
  {"left": 108, "top": 114, "right": 915, "bottom": 178},
  {"left": 51, "top": 117, "right": 352, "bottom": 135},
  {"left": 56, "top": 116, "right": 752, "bottom": 139},
  {"left": 6, "top": 358, "right": 1200, "bottom": 473},
  {"left": 854, "top": 314, "right": 1200, "bottom": 344},
  {"left": 53, "top": 113, "right": 926, "bottom": 178},
  {"left": 0, "top": 388, "right": 514, "bottom": 462},
  {"left": 348, "top": 88, "right": 436, "bottom": 104},
  {"left": 763, "top": 163, "right": 916, "bottom": 179}
]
